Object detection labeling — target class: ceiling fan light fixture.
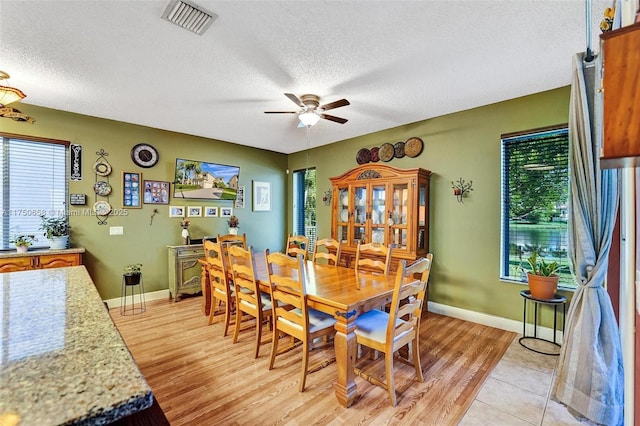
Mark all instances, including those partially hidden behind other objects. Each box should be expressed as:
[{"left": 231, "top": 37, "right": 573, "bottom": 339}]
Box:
[
  {"left": 299, "top": 112, "right": 320, "bottom": 127},
  {"left": 0, "top": 71, "right": 26, "bottom": 107}
]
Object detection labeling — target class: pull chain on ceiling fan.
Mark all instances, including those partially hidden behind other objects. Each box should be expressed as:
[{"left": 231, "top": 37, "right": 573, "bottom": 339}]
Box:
[{"left": 264, "top": 93, "right": 350, "bottom": 127}]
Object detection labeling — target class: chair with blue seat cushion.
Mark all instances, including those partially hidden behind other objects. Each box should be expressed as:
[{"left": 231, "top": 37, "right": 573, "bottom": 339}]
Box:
[
  {"left": 354, "top": 242, "right": 392, "bottom": 275},
  {"left": 286, "top": 234, "right": 309, "bottom": 261},
  {"left": 265, "top": 249, "right": 336, "bottom": 392},
  {"left": 312, "top": 237, "right": 342, "bottom": 267},
  {"left": 354, "top": 254, "right": 432, "bottom": 406},
  {"left": 204, "top": 240, "right": 235, "bottom": 336},
  {"left": 228, "top": 244, "right": 272, "bottom": 358}
]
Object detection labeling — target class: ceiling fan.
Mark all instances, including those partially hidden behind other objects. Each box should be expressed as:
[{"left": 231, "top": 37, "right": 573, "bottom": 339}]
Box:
[{"left": 264, "top": 93, "right": 350, "bottom": 127}]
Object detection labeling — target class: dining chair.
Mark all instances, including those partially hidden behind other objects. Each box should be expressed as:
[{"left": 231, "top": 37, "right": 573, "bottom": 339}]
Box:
[
  {"left": 286, "top": 234, "right": 309, "bottom": 261},
  {"left": 217, "top": 232, "right": 247, "bottom": 249},
  {"left": 354, "top": 242, "right": 392, "bottom": 275},
  {"left": 265, "top": 249, "right": 337, "bottom": 392},
  {"left": 353, "top": 255, "right": 432, "bottom": 406},
  {"left": 227, "top": 244, "right": 272, "bottom": 358},
  {"left": 312, "top": 238, "right": 342, "bottom": 267},
  {"left": 204, "top": 240, "right": 235, "bottom": 336}
]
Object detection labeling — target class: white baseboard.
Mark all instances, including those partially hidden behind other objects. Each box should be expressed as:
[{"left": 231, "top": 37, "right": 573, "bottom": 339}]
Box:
[
  {"left": 428, "top": 301, "right": 564, "bottom": 343},
  {"left": 103, "top": 289, "right": 170, "bottom": 309}
]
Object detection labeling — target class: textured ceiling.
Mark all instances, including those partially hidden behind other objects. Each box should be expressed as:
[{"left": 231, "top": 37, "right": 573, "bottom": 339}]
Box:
[{"left": 0, "top": 0, "right": 609, "bottom": 154}]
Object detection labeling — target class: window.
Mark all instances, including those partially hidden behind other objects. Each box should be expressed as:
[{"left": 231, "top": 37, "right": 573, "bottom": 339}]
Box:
[
  {"left": 500, "top": 126, "right": 575, "bottom": 288},
  {"left": 292, "top": 168, "right": 316, "bottom": 249},
  {"left": 0, "top": 134, "right": 69, "bottom": 249}
]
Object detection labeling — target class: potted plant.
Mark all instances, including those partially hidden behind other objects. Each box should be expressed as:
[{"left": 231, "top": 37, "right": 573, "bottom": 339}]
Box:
[
  {"left": 10, "top": 234, "right": 37, "bottom": 253},
  {"left": 123, "top": 263, "right": 142, "bottom": 286},
  {"left": 227, "top": 215, "right": 239, "bottom": 235},
  {"left": 39, "top": 215, "right": 70, "bottom": 250},
  {"left": 523, "top": 251, "right": 564, "bottom": 300}
]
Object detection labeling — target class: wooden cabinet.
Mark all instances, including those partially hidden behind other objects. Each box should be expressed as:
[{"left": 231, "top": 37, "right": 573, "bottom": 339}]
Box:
[
  {"left": 330, "top": 164, "right": 431, "bottom": 269},
  {"left": 0, "top": 250, "right": 83, "bottom": 273},
  {"left": 167, "top": 244, "right": 204, "bottom": 301},
  {"left": 600, "top": 22, "right": 640, "bottom": 168}
]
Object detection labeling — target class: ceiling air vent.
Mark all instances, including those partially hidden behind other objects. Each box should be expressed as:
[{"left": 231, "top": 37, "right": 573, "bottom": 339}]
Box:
[{"left": 161, "top": 0, "right": 217, "bottom": 36}]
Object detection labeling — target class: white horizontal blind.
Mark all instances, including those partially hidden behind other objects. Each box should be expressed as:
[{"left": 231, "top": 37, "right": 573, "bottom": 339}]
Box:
[
  {"left": 1, "top": 136, "right": 68, "bottom": 249},
  {"left": 500, "top": 126, "right": 575, "bottom": 287}
]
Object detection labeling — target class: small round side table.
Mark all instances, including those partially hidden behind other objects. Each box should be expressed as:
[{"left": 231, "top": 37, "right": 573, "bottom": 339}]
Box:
[{"left": 518, "top": 289, "right": 566, "bottom": 356}]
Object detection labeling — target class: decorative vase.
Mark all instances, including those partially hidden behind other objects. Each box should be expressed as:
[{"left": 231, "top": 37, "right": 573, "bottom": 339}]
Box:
[
  {"left": 49, "top": 236, "right": 69, "bottom": 250},
  {"left": 229, "top": 227, "right": 238, "bottom": 235},
  {"left": 16, "top": 245, "right": 28, "bottom": 253},
  {"left": 527, "top": 273, "right": 559, "bottom": 300},
  {"left": 181, "top": 228, "right": 190, "bottom": 245}
]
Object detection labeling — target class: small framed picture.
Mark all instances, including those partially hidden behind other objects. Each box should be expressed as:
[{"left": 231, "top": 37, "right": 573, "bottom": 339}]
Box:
[
  {"left": 143, "top": 180, "right": 170, "bottom": 205},
  {"left": 122, "top": 172, "right": 142, "bottom": 208},
  {"left": 169, "top": 206, "right": 185, "bottom": 217},
  {"left": 235, "top": 185, "right": 245, "bottom": 209},
  {"left": 187, "top": 206, "right": 202, "bottom": 217},
  {"left": 204, "top": 207, "right": 219, "bottom": 217},
  {"left": 220, "top": 207, "right": 233, "bottom": 218},
  {"left": 253, "top": 181, "right": 271, "bottom": 211}
]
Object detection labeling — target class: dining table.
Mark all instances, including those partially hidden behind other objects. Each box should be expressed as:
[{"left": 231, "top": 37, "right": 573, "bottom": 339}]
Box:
[{"left": 251, "top": 255, "right": 405, "bottom": 408}]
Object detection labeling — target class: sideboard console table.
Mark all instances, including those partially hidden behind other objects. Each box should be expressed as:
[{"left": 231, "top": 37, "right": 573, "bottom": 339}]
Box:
[{"left": 167, "top": 244, "right": 204, "bottom": 301}]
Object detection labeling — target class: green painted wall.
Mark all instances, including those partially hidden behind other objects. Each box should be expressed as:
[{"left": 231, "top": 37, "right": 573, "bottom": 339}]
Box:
[
  {"left": 0, "top": 104, "right": 288, "bottom": 300},
  {"left": 287, "top": 87, "right": 573, "bottom": 324}
]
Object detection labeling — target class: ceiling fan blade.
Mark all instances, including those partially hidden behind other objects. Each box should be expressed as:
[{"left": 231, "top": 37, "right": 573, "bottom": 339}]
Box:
[
  {"left": 320, "top": 98, "right": 350, "bottom": 111},
  {"left": 264, "top": 111, "right": 298, "bottom": 114},
  {"left": 320, "top": 114, "right": 348, "bottom": 124},
  {"left": 284, "top": 93, "right": 305, "bottom": 108}
]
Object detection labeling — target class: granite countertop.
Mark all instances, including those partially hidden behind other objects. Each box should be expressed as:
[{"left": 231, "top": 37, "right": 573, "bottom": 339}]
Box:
[
  {"left": 0, "top": 266, "right": 152, "bottom": 425},
  {"left": 0, "top": 247, "right": 85, "bottom": 259}
]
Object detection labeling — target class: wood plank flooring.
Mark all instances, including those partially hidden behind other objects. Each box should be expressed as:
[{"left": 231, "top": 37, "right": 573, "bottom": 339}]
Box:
[{"left": 110, "top": 297, "right": 515, "bottom": 425}]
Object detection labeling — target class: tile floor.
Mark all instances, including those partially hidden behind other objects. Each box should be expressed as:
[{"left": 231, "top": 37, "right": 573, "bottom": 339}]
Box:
[{"left": 459, "top": 335, "right": 593, "bottom": 426}]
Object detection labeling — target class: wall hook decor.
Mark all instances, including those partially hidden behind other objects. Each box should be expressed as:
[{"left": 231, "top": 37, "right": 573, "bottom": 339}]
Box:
[
  {"left": 452, "top": 177, "right": 473, "bottom": 202},
  {"left": 322, "top": 189, "right": 332, "bottom": 206}
]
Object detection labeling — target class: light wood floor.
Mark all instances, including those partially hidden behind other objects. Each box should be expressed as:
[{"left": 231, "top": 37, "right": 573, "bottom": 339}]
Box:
[{"left": 110, "top": 297, "right": 515, "bottom": 425}]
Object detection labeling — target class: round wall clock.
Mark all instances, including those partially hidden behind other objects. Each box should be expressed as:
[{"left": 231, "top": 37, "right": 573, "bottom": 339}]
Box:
[{"left": 131, "top": 143, "right": 159, "bottom": 168}]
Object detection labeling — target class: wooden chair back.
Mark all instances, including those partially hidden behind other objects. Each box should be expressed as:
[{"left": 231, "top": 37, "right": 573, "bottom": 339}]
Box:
[
  {"left": 354, "top": 242, "right": 391, "bottom": 275},
  {"left": 312, "top": 238, "right": 342, "bottom": 266},
  {"left": 203, "top": 240, "right": 234, "bottom": 334},
  {"left": 227, "top": 244, "right": 271, "bottom": 357},
  {"left": 217, "top": 233, "right": 247, "bottom": 249},
  {"left": 265, "top": 249, "right": 336, "bottom": 392},
  {"left": 286, "top": 234, "right": 309, "bottom": 261}
]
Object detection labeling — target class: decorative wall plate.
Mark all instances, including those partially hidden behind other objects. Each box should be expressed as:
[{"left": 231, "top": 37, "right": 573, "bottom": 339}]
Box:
[
  {"left": 370, "top": 146, "right": 380, "bottom": 162},
  {"left": 93, "top": 160, "right": 112, "bottom": 176},
  {"left": 93, "top": 181, "right": 112, "bottom": 196},
  {"left": 394, "top": 141, "right": 406, "bottom": 158},
  {"left": 405, "top": 137, "right": 424, "bottom": 157},
  {"left": 356, "top": 148, "right": 371, "bottom": 164},
  {"left": 379, "top": 143, "right": 394, "bottom": 162},
  {"left": 93, "top": 200, "right": 112, "bottom": 216},
  {"left": 131, "top": 143, "right": 159, "bottom": 168}
]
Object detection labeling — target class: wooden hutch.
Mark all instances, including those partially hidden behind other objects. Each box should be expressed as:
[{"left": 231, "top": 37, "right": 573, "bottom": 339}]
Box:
[{"left": 330, "top": 163, "right": 431, "bottom": 270}]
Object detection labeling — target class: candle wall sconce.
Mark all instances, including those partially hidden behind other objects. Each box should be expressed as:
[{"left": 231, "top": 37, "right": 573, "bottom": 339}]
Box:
[
  {"left": 322, "top": 189, "right": 332, "bottom": 206},
  {"left": 452, "top": 178, "right": 473, "bottom": 202}
]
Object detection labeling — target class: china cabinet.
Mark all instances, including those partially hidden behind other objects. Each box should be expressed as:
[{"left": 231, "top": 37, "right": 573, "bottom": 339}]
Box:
[
  {"left": 600, "top": 22, "right": 640, "bottom": 168},
  {"left": 329, "top": 164, "right": 431, "bottom": 270}
]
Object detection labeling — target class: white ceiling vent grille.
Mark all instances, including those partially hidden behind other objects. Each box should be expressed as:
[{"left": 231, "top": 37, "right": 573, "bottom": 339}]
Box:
[{"left": 161, "top": 0, "right": 217, "bottom": 36}]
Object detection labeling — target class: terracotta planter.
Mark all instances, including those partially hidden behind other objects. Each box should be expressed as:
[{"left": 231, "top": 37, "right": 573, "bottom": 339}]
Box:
[{"left": 527, "top": 273, "right": 559, "bottom": 300}]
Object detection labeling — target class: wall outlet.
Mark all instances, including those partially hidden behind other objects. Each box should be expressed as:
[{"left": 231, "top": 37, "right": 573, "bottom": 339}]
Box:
[{"left": 109, "top": 226, "right": 124, "bottom": 235}]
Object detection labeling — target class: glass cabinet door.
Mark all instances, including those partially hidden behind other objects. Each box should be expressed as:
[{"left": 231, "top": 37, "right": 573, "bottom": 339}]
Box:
[
  {"left": 353, "top": 185, "right": 367, "bottom": 244},
  {"left": 418, "top": 184, "right": 427, "bottom": 251},
  {"left": 336, "top": 187, "right": 349, "bottom": 243},
  {"left": 391, "top": 183, "right": 409, "bottom": 249},
  {"left": 371, "top": 184, "right": 386, "bottom": 244}
]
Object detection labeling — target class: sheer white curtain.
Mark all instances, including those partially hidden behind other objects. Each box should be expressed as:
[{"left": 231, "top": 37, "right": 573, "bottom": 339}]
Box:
[{"left": 552, "top": 53, "right": 623, "bottom": 425}]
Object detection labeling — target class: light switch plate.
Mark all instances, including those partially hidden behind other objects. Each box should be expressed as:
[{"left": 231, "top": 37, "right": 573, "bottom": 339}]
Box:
[{"left": 109, "top": 226, "right": 123, "bottom": 235}]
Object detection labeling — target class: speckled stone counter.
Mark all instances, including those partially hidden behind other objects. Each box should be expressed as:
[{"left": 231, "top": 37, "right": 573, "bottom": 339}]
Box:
[
  {"left": 0, "top": 247, "right": 85, "bottom": 259},
  {"left": 0, "top": 266, "right": 152, "bottom": 425}
]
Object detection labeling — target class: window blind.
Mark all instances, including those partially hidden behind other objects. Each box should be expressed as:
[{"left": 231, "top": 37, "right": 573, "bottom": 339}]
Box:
[
  {"left": 500, "top": 127, "right": 572, "bottom": 286},
  {"left": 1, "top": 136, "right": 68, "bottom": 249}
]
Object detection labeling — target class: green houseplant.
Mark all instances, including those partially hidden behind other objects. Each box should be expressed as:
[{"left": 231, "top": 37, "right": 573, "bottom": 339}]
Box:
[
  {"left": 10, "top": 234, "right": 37, "bottom": 252},
  {"left": 39, "top": 215, "right": 70, "bottom": 249},
  {"left": 124, "top": 263, "right": 142, "bottom": 285},
  {"left": 523, "top": 251, "right": 563, "bottom": 300}
]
